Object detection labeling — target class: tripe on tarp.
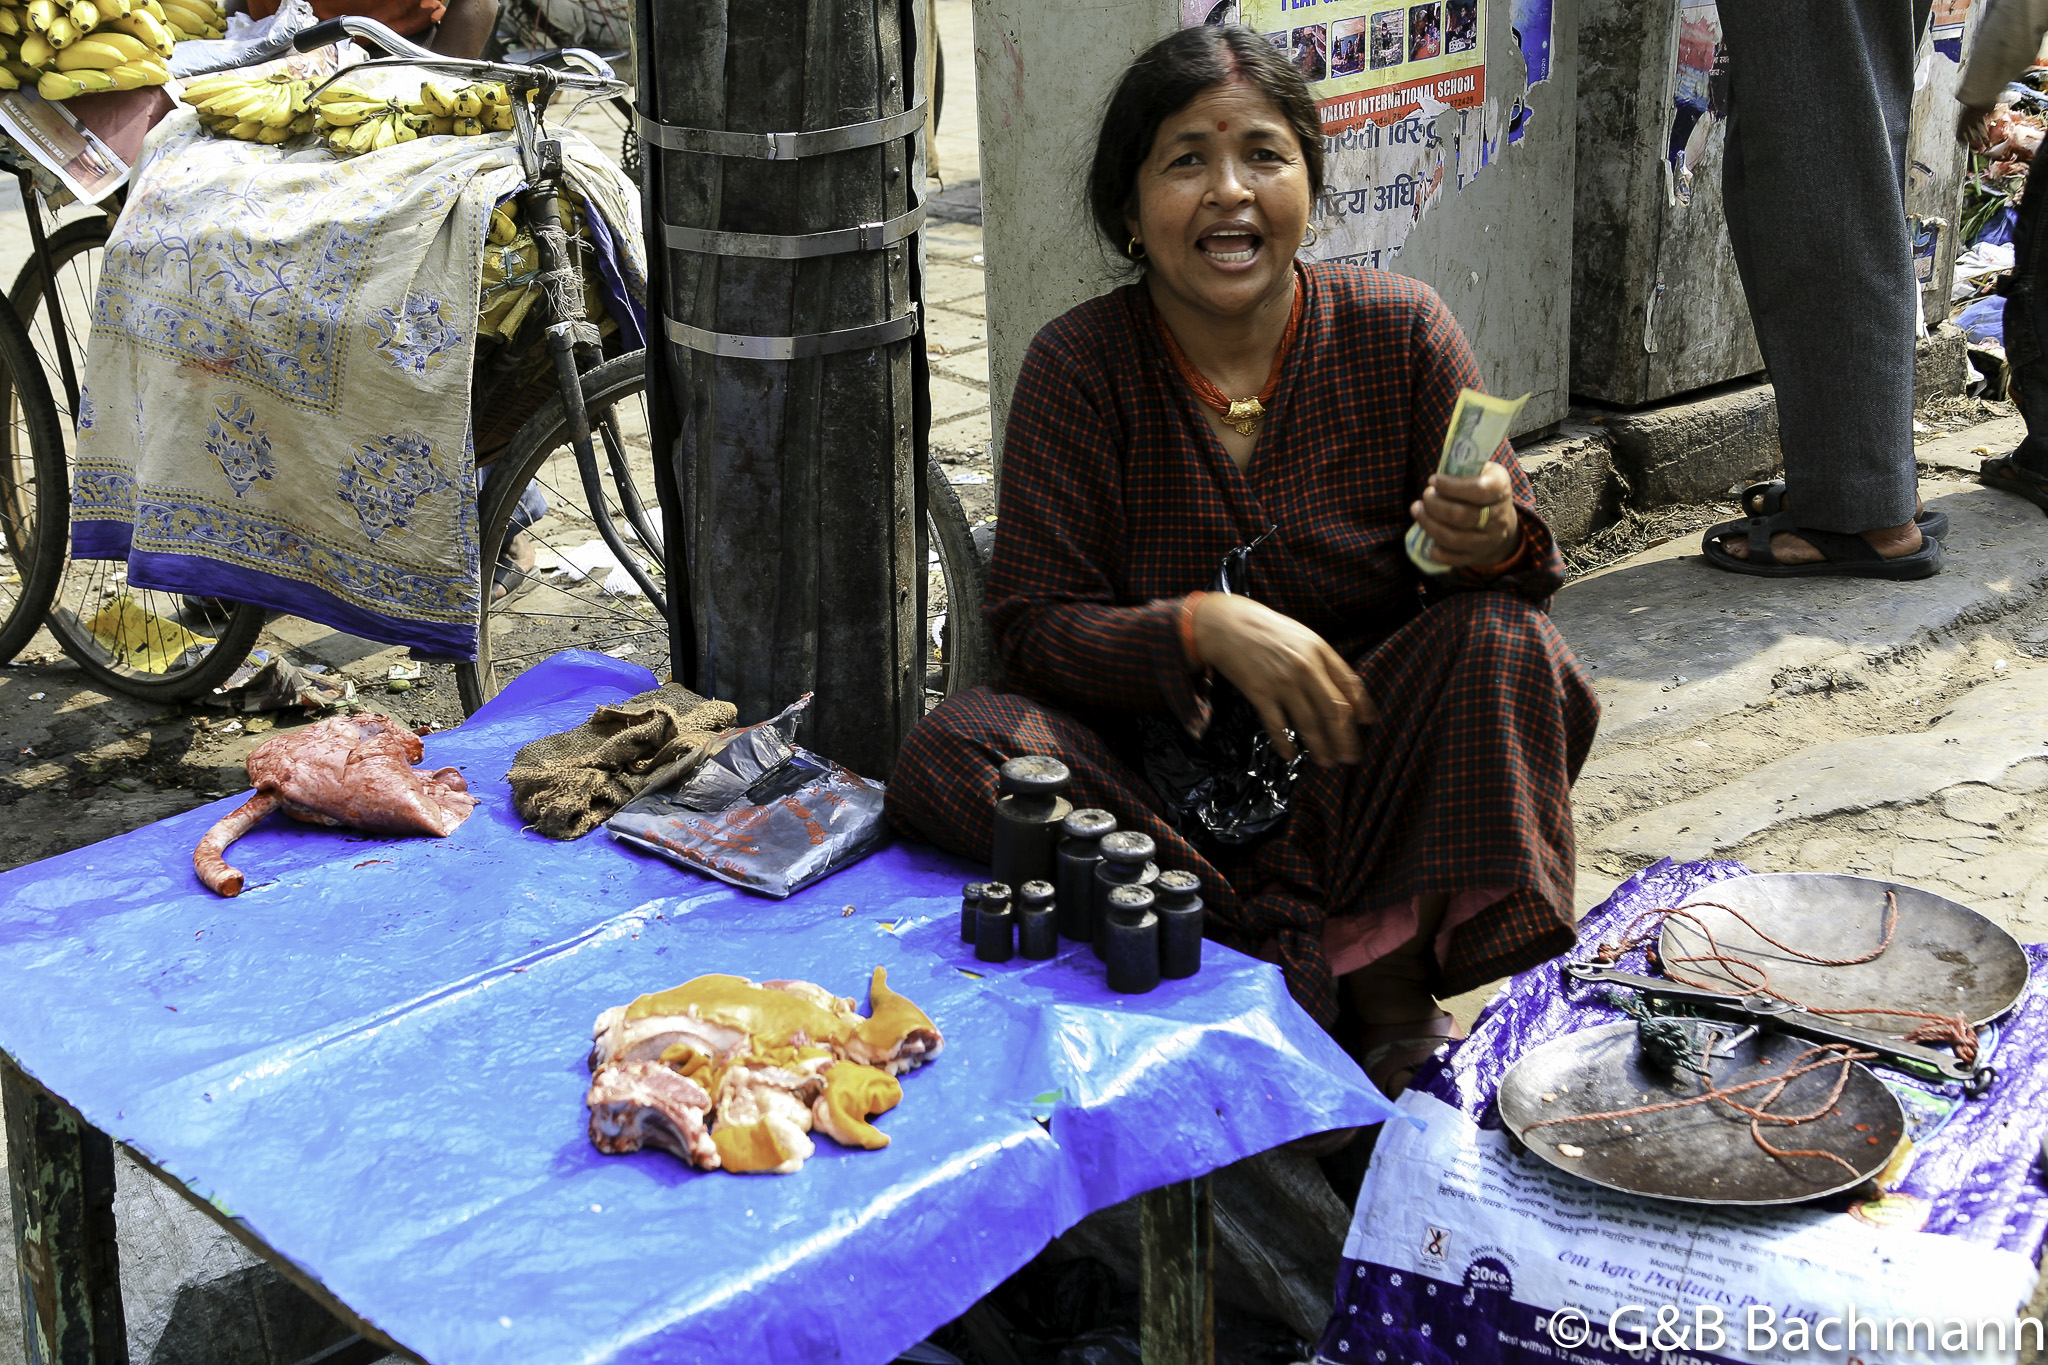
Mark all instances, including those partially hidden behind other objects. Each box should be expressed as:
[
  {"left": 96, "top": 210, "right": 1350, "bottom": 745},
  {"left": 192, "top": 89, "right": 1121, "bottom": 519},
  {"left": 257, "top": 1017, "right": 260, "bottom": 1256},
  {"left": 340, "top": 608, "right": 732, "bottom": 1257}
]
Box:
[{"left": 0, "top": 650, "right": 1396, "bottom": 1365}]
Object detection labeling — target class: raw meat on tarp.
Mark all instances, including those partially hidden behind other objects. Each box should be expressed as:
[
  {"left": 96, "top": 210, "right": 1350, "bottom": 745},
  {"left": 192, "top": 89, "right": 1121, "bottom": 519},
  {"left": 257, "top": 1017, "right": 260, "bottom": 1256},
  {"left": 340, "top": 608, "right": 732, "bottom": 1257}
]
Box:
[{"left": 192, "top": 713, "right": 477, "bottom": 896}]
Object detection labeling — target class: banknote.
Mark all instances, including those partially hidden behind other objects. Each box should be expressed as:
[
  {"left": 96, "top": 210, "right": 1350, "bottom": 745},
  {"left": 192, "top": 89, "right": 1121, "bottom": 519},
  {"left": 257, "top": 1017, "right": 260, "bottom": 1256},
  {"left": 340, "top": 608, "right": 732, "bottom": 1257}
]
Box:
[{"left": 1405, "top": 388, "right": 1532, "bottom": 575}]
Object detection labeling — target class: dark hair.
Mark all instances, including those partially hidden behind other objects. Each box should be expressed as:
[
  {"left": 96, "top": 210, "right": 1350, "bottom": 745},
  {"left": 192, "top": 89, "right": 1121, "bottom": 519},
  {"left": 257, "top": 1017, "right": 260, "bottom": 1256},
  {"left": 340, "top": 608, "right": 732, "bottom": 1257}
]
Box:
[{"left": 1087, "top": 24, "right": 1326, "bottom": 265}]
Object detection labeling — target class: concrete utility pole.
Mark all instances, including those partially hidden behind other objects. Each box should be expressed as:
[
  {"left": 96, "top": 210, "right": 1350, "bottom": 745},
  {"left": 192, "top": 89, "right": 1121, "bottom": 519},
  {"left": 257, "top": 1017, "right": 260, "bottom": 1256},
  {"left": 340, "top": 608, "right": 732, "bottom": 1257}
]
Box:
[{"left": 635, "top": 0, "right": 929, "bottom": 780}]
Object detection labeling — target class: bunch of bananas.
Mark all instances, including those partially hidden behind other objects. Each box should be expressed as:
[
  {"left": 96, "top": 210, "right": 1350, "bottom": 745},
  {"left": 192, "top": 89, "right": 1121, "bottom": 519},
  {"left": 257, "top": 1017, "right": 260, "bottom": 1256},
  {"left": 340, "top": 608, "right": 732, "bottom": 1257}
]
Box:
[
  {"left": 154, "top": 0, "right": 218, "bottom": 41},
  {"left": 310, "top": 79, "right": 420, "bottom": 152},
  {"left": 182, "top": 69, "right": 313, "bottom": 142},
  {"left": 0, "top": 0, "right": 175, "bottom": 96},
  {"left": 411, "top": 77, "right": 514, "bottom": 135}
]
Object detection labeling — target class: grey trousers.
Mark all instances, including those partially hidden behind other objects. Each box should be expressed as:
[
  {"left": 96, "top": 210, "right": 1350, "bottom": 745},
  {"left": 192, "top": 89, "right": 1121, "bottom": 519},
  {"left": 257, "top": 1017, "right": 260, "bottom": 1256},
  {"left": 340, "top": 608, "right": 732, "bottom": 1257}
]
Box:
[{"left": 1718, "top": 0, "right": 1927, "bottom": 533}]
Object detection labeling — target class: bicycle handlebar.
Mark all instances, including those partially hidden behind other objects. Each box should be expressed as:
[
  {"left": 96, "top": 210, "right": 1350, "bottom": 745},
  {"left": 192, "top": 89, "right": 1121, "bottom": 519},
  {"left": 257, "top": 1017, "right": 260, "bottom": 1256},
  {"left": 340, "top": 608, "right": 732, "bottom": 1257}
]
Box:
[
  {"left": 293, "top": 15, "right": 434, "bottom": 59},
  {"left": 291, "top": 16, "right": 624, "bottom": 94}
]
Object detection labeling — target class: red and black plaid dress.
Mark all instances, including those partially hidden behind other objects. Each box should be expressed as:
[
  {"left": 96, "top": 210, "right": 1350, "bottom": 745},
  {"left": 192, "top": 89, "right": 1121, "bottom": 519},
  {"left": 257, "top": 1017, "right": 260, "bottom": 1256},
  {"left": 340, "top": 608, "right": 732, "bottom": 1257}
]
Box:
[{"left": 888, "top": 263, "right": 1599, "bottom": 1029}]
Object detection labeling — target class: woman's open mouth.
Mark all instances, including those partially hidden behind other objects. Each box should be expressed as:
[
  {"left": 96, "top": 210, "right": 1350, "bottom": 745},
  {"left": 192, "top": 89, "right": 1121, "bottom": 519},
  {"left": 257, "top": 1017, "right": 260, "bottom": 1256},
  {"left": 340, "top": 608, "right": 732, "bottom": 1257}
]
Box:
[{"left": 1198, "top": 229, "right": 1262, "bottom": 264}]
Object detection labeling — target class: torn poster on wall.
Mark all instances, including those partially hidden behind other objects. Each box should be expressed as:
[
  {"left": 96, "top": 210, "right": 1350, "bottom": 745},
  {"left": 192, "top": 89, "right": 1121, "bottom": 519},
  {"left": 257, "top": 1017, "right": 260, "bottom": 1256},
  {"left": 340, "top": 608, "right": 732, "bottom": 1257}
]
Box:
[{"left": 1186, "top": 0, "right": 1555, "bottom": 269}]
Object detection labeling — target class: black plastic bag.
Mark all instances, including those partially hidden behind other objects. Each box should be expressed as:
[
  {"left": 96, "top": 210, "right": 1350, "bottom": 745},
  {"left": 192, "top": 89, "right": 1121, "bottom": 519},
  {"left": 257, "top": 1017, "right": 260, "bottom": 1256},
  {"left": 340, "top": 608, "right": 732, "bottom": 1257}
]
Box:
[{"left": 1136, "top": 529, "right": 1303, "bottom": 854}]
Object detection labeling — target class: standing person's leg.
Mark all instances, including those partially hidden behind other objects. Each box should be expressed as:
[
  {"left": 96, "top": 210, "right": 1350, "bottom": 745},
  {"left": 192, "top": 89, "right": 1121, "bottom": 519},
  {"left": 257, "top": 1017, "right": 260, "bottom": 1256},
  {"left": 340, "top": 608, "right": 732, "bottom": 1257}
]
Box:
[{"left": 1717, "top": 0, "right": 1926, "bottom": 565}]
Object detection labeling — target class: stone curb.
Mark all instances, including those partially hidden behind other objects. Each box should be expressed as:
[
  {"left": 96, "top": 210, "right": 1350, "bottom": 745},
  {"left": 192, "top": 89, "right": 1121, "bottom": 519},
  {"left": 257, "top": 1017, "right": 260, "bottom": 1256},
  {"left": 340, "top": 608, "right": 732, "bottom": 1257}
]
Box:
[{"left": 1524, "top": 324, "right": 1974, "bottom": 544}]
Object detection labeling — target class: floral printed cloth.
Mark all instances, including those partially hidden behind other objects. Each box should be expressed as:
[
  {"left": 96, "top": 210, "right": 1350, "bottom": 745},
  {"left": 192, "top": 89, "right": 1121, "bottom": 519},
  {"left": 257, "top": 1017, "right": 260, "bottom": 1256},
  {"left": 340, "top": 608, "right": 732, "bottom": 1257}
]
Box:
[{"left": 72, "top": 109, "right": 643, "bottom": 657}]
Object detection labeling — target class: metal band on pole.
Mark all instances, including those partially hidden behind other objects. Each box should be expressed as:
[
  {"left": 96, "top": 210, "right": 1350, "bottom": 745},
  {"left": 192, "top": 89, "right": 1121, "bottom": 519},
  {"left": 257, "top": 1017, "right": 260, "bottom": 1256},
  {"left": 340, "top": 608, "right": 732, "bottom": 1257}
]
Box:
[
  {"left": 635, "top": 100, "right": 927, "bottom": 160},
  {"left": 662, "top": 203, "right": 926, "bottom": 259},
  {"left": 662, "top": 304, "right": 921, "bottom": 360}
]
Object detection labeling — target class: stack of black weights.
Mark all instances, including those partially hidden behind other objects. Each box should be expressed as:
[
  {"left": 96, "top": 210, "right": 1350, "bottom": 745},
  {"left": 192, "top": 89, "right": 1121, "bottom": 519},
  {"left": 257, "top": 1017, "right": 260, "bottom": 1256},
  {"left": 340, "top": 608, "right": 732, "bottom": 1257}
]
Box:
[{"left": 961, "top": 756, "right": 1204, "bottom": 990}]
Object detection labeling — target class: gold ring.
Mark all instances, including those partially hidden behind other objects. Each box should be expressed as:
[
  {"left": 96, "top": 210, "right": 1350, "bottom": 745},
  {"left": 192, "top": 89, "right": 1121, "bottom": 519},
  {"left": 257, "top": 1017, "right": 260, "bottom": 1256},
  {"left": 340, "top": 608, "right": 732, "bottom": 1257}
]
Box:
[{"left": 1477, "top": 505, "right": 1491, "bottom": 529}]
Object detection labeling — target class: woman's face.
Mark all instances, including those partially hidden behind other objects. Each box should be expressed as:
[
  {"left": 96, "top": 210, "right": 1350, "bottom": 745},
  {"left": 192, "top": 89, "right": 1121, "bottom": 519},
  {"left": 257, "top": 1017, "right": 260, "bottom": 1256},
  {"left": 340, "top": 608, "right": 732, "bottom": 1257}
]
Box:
[{"left": 1125, "top": 80, "right": 1313, "bottom": 323}]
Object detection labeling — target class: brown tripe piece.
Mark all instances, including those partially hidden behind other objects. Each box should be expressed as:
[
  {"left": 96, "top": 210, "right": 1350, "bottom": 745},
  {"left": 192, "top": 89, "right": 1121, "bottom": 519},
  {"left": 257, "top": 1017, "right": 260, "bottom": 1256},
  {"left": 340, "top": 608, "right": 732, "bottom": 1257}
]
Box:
[{"left": 507, "top": 683, "right": 737, "bottom": 839}]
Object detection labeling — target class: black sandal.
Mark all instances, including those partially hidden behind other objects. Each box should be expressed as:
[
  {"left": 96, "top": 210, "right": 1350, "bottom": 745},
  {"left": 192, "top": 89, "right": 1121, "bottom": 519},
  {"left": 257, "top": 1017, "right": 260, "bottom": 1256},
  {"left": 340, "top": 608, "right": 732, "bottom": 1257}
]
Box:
[
  {"left": 1701, "top": 508, "right": 1944, "bottom": 580},
  {"left": 1977, "top": 455, "right": 2048, "bottom": 514},
  {"left": 1739, "top": 478, "right": 1948, "bottom": 541}
]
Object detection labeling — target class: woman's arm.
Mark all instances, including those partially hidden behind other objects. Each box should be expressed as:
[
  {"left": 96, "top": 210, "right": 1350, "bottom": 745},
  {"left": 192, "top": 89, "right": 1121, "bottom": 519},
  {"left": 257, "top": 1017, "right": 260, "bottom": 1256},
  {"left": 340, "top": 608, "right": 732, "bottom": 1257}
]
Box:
[{"left": 984, "top": 334, "right": 1210, "bottom": 726}]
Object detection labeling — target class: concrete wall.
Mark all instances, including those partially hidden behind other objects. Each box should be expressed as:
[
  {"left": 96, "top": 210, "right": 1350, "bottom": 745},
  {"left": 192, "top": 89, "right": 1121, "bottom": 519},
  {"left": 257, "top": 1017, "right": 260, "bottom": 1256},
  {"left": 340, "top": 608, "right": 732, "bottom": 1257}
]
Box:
[
  {"left": 1573, "top": 1, "right": 1975, "bottom": 409},
  {"left": 1571, "top": 0, "right": 1762, "bottom": 408},
  {"left": 969, "top": 0, "right": 1584, "bottom": 475}
]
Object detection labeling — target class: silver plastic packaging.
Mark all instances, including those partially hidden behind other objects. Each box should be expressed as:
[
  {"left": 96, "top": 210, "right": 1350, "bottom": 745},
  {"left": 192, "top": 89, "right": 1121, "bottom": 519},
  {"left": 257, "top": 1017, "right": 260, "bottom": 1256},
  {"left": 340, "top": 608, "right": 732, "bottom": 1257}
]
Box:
[{"left": 605, "top": 695, "right": 887, "bottom": 897}]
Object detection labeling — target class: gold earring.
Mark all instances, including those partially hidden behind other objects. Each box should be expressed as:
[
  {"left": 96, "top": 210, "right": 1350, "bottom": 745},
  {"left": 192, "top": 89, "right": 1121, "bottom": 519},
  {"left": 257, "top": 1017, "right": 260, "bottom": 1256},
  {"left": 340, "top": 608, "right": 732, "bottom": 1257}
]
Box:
[
  {"left": 1302, "top": 222, "right": 1319, "bottom": 247},
  {"left": 1126, "top": 236, "right": 1146, "bottom": 260}
]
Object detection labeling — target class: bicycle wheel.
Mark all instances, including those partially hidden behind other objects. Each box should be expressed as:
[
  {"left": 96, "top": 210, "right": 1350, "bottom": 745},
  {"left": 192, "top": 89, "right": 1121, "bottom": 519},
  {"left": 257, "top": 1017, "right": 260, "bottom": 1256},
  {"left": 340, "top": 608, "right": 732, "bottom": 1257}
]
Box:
[
  {"left": 0, "top": 301, "right": 67, "bottom": 663},
  {"left": 462, "top": 349, "right": 997, "bottom": 713},
  {"left": 15, "top": 211, "right": 267, "bottom": 699},
  {"left": 923, "top": 460, "right": 993, "bottom": 703},
  {"left": 460, "top": 350, "right": 667, "bottom": 712}
]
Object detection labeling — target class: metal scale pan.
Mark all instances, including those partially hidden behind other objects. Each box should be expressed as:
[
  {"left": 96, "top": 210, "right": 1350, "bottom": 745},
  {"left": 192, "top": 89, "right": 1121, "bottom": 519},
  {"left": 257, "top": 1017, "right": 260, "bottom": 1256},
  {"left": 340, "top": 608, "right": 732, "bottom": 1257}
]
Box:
[
  {"left": 1497, "top": 1021, "right": 1905, "bottom": 1204},
  {"left": 1656, "top": 874, "right": 2029, "bottom": 1033}
]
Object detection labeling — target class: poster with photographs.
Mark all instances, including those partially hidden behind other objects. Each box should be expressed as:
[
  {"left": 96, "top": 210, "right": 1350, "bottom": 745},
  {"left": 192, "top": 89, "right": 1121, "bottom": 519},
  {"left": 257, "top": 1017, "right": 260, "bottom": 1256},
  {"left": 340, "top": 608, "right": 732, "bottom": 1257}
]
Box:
[
  {"left": 1243, "top": 0, "right": 1484, "bottom": 136},
  {"left": 1188, "top": 0, "right": 1554, "bottom": 277}
]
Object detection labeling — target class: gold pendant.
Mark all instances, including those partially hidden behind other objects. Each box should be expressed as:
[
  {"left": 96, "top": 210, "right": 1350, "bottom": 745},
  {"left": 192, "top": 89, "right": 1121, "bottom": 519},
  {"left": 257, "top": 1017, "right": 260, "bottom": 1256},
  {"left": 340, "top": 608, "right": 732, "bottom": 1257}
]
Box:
[{"left": 1224, "top": 398, "right": 1265, "bottom": 436}]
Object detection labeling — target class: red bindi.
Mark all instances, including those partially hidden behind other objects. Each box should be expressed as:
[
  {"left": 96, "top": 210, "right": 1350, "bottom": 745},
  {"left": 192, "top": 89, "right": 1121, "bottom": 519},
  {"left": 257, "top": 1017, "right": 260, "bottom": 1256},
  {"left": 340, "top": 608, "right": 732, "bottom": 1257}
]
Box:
[{"left": 1217, "top": 121, "right": 1228, "bottom": 130}]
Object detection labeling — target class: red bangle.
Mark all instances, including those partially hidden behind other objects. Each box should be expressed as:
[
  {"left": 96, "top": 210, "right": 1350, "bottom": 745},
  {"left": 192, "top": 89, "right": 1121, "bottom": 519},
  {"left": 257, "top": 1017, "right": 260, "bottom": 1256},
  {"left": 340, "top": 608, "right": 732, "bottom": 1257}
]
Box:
[{"left": 1179, "top": 592, "right": 1207, "bottom": 671}]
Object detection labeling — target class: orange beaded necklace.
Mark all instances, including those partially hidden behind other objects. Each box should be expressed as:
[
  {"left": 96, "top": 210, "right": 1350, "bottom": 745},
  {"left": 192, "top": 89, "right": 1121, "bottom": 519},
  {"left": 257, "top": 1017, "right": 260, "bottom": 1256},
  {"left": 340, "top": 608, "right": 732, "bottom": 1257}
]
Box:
[{"left": 1154, "top": 274, "right": 1305, "bottom": 437}]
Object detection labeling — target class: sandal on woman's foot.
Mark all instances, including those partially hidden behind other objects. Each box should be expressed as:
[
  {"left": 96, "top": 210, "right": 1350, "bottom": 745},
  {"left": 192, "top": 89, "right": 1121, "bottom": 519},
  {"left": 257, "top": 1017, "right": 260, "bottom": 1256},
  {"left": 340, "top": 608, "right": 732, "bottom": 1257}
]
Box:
[
  {"left": 1358, "top": 1011, "right": 1464, "bottom": 1101},
  {"left": 1978, "top": 454, "right": 2048, "bottom": 514},
  {"left": 1700, "top": 508, "right": 1943, "bottom": 580},
  {"left": 1740, "top": 478, "right": 1948, "bottom": 541}
]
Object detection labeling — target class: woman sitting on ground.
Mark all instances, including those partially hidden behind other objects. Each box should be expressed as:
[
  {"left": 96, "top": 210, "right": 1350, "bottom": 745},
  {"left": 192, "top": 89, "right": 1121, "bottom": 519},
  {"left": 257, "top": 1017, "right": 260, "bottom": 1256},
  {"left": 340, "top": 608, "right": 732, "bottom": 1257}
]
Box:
[{"left": 887, "top": 25, "right": 1599, "bottom": 1112}]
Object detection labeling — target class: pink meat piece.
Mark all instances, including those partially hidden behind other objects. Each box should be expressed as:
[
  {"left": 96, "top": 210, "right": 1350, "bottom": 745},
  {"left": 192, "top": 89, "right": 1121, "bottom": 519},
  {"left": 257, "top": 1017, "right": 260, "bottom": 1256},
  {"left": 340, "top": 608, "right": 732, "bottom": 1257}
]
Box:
[{"left": 192, "top": 712, "right": 477, "bottom": 896}]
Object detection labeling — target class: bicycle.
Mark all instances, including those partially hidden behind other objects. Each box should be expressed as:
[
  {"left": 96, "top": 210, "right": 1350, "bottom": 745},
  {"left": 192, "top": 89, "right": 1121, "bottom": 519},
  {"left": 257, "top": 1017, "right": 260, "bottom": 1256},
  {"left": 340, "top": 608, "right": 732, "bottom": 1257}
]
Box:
[{"left": 7, "top": 15, "right": 994, "bottom": 713}]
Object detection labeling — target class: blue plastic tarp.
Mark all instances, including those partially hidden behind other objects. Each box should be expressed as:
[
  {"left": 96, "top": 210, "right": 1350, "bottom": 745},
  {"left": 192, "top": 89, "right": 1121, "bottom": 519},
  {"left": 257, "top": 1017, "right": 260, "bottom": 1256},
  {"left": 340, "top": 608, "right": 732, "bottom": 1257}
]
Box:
[{"left": 0, "top": 652, "right": 1394, "bottom": 1365}]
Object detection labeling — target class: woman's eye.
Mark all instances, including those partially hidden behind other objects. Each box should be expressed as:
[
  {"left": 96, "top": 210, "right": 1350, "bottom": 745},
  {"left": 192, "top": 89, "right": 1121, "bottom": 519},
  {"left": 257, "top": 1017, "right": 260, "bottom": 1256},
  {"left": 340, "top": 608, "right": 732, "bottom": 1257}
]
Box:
[{"left": 1169, "top": 152, "right": 1202, "bottom": 167}]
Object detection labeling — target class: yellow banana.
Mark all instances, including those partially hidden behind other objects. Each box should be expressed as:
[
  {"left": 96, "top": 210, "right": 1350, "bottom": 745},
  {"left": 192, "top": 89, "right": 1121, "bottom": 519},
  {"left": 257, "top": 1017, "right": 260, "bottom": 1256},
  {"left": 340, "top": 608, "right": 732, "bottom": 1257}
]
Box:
[
  {"left": 453, "top": 114, "right": 482, "bottom": 136},
  {"left": 56, "top": 32, "right": 144, "bottom": 68},
  {"left": 225, "top": 117, "right": 259, "bottom": 138},
  {"left": 107, "top": 12, "right": 169, "bottom": 53},
  {"left": 476, "top": 79, "right": 505, "bottom": 106},
  {"left": 314, "top": 98, "right": 384, "bottom": 126},
  {"left": 105, "top": 59, "right": 165, "bottom": 88},
  {"left": 177, "top": 69, "right": 242, "bottom": 98},
  {"left": 43, "top": 16, "right": 77, "bottom": 46},
  {"left": 24, "top": 0, "right": 53, "bottom": 31},
  {"left": 0, "top": 35, "right": 16, "bottom": 56},
  {"left": 136, "top": 0, "right": 163, "bottom": 18},
  {"left": 0, "top": 65, "right": 17, "bottom": 88},
  {"left": 157, "top": 0, "right": 209, "bottom": 30},
  {"left": 100, "top": 0, "right": 129, "bottom": 15},
  {"left": 422, "top": 112, "right": 452, "bottom": 135},
  {"left": 156, "top": 3, "right": 205, "bottom": 31},
  {"left": 4, "top": 57, "right": 35, "bottom": 78},
  {"left": 253, "top": 124, "right": 289, "bottom": 143},
  {"left": 65, "top": 0, "right": 95, "bottom": 28},
  {"left": 417, "top": 77, "right": 456, "bottom": 116},
  {"left": 17, "top": 30, "right": 50, "bottom": 62},
  {"left": 35, "top": 64, "right": 106, "bottom": 95},
  {"left": 483, "top": 101, "right": 512, "bottom": 131},
  {"left": 288, "top": 109, "right": 314, "bottom": 134},
  {"left": 260, "top": 82, "right": 293, "bottom": 126},
  {"left": 488, "top": 205, "right": 517, "bottom": 244},
  {"left": 0, "top": 11, "right": 20, "bottom": 36}
]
